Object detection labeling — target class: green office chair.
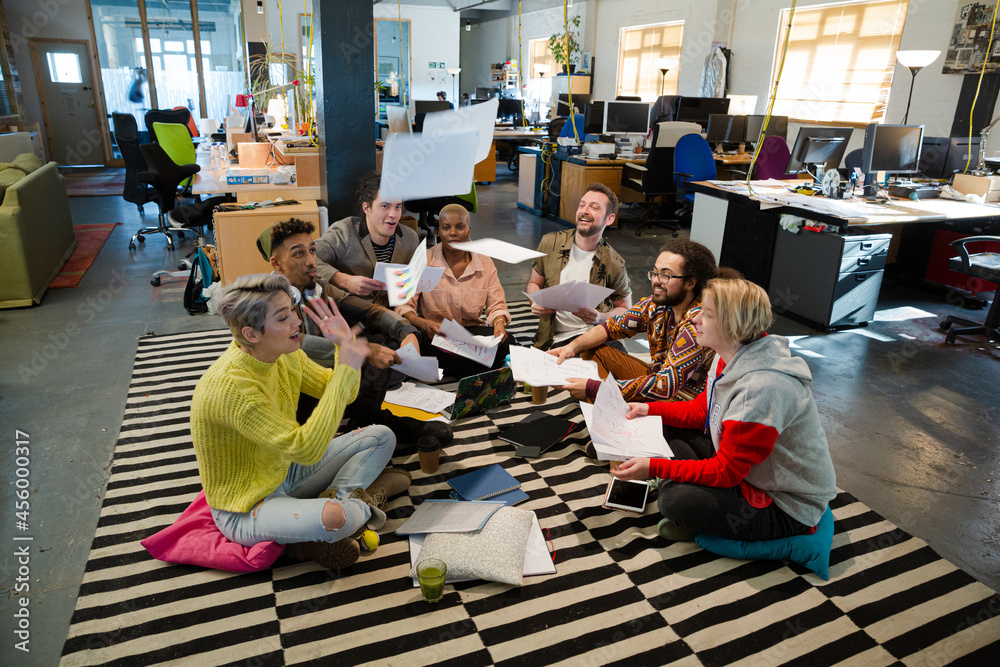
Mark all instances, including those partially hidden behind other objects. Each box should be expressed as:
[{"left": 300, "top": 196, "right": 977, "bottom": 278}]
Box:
[{"left": 152, "top": 122, "right": 196, "bottom": 167}]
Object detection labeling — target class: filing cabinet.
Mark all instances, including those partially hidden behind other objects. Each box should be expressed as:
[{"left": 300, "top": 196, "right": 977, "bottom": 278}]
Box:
[{"left": 768, "top": 230, "right": 892, "bottom": 330}]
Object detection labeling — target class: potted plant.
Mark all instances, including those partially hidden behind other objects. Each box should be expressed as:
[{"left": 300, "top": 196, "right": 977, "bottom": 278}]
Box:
[{"left": 549, "top": 15, "right": 582, "bottom": 74}]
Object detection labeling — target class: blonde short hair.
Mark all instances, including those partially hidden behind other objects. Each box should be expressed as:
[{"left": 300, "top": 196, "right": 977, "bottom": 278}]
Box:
[
  {"left": 702, "top": 277, "right": 772, "bottom": 344},
  {"left": 211, "top": 274, "right": 294, "bottom": 347}
]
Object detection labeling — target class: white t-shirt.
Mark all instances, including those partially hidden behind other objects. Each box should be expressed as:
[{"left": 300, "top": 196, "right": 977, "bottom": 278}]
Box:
[{"left": 553, "top": 242, "right": 596, "bottom": 341}]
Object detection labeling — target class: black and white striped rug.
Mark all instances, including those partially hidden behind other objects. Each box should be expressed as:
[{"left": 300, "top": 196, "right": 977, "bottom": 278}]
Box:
[{"left": 61, "top": 303, "right": 1000, "bottom": 666}]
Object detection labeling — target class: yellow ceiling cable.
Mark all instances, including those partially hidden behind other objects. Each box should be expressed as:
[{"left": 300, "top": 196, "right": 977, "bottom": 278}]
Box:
[
  {"left": 964, "top": 0, "right": 1000, "bottom": 174},
  {"left": 518, "top": 0, "right": 527, "bottom": 126},
  {"left": 747, "top": 0, "right": 797, "bottom": 198},
  {"left": 565, "top": 0, "right": 580, "bottom": 142}
]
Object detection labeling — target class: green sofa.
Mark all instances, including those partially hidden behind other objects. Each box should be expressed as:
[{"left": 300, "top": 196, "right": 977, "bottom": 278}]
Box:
[{"left": 0, "top": 135, "right": 76, "bottom": 308}]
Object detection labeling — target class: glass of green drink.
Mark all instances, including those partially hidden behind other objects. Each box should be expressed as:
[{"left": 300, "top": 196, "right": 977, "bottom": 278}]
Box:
[{"left": 416, "top": 558, "right": 447, "bottom": 603}]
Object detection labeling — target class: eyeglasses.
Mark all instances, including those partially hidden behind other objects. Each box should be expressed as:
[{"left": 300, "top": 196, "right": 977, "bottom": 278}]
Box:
[{"left": 647, "top": 270, "right": 688, "bottom": 282}]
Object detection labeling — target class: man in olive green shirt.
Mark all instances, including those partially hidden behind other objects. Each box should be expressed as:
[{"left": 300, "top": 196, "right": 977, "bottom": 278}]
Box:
[{"left": 526, "top": 183, "right": 632, "bottom": 349}]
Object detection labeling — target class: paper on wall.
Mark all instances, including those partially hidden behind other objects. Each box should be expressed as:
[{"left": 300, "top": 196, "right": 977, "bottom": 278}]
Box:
[
  {"left": 432, "top": 318, "right": 503, "bottom": 367},
  {"left": 449, "top": 238, "right": 546, "bottom": 264},
  {"left": 379, "top": 130, "right": 478, "bottom": 201},
  {"left": 507, "top": 345, "right": 600, "bottom": 387},
  {"left": 391, "top": 344, "right": 444, "bottom": 384},
  {"left": 524, "top": 280, "right": 614, "bottom": 312}
]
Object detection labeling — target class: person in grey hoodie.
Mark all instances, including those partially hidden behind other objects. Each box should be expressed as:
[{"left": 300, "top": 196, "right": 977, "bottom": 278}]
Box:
[{"left": 611, "top": 277, "right": 837, "bottom": 542}]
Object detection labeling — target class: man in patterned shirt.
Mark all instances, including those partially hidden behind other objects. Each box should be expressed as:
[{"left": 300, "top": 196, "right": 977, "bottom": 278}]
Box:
[{"left": 552, "top": 239, "right": 718, "bottom": 402}]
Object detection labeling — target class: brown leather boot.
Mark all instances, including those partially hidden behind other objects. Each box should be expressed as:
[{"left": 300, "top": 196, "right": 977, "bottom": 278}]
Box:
[{"left": 285, "top": 538, "right": 361, "bottom": 570}]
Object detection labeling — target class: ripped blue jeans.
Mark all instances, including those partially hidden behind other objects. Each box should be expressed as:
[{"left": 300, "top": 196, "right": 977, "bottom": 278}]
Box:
[{"left": 211, "top": 425, "right": 395, "bottom": 547}]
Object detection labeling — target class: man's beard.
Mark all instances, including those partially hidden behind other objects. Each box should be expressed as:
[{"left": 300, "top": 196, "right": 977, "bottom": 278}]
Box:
[
  {"left": 576, "top": 217, "right": 604, "bottom": 237},
  {"left": 652, "top": 289, "right": 685, "bottom": 307}
]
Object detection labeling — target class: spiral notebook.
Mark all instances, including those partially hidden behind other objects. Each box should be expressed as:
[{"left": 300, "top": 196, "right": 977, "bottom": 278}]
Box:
[{"left": 447, "top": 464, "right": 525, "bottom": 505}]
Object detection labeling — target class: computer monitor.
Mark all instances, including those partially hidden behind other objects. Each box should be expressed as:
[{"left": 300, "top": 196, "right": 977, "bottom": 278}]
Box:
[
  {"left": 583, "top": 102, "right": 605, "bottom": 134},
  {"left": 860, "top": 124, "right": 923, "bottom": 177},
  {"left": 726, "top": 94, "right": 758, "bottom": 115},
  {"left": 603, "top": 101, "right": 652, "bottom": 135},
  {"left": 706, "top": 114, "right": 747, "bottom": 147},
  {"left": 675, "top": 96, "right": 731, "bottom": 129},
  {"left": 497, "top": 98, "right": 524, "bottom": 124},
  {"left": 744, "top": 114, "right": 788, "bottom": 144},
  {"left": 944, "top": 137, "right": 982, "bottom": 177},
  {"left": 918, "top": 136, "right": 949, "bottom": 178},
  {"left": 476, "top": 87, "right": 496, "bottom": 100},
  {"left": 786, "top": 126, "right": 854, "bottom": 173},
  {"left": 556, "top": 93, "right": 590, "bottom": 115},
  {"left": 413, "top": 100, "right": 452, "bottom": 115}
]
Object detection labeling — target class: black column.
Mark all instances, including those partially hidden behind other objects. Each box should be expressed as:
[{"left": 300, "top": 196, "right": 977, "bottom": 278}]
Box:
[{"left": 313, "top": 0, "right": 375, "bottom": 219}]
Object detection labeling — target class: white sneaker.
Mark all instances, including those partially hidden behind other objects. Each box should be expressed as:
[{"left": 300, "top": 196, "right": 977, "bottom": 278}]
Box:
[{"left": 167, "top": 211, "right": 185, "bottom": 228}]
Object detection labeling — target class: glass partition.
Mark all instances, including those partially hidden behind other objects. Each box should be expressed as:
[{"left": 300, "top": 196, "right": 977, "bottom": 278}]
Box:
[
  {"left": 91, "top": 0, "right": 152, "bottom": 143},
  {"left": 194, "top": 0, "right": 245, "bottom": 124},
  {"left": 374, "top": 19, "right": 410, "bottom": 120},
  {"left": 143, "top": 1, "right": 202, "bottom": 120}
]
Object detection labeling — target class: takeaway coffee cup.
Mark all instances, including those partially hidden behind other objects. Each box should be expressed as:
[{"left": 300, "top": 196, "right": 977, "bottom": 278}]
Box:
[{"left": 417, "top": 436, "right": 441, "bottom": 473}]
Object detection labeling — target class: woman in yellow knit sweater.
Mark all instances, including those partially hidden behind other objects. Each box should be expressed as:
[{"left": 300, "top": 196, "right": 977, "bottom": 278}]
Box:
[{"left": 191, "top": 274, "right": 398, "bottom": 570}]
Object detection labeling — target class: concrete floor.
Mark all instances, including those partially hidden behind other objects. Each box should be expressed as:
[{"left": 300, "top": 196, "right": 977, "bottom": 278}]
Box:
[{"left": 2, "top": 168, "right": 998, "bottom": 666}]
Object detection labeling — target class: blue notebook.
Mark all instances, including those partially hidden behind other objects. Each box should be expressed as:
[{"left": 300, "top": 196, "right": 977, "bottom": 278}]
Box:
[{"left": 447, "top": 464, "right": 525, "bottom": 505}]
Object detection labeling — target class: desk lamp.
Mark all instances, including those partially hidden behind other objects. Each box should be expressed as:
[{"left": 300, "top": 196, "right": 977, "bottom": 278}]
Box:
[
  {"left": 895, "top": 50, "right": 941, "bottom": 124},
  {"left": 974, "top": 113, "right": 1000, "bottom": 175},
  {"left": 447, "top": 67, "right": 461, "bottom": 107}
]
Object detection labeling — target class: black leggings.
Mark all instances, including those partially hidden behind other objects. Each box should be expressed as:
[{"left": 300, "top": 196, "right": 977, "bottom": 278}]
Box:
[{"left": 657, "top": 426, "right": 811, "bottom": 541}]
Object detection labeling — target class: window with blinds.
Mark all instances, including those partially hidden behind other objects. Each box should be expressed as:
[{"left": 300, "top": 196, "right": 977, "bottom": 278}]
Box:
[
  {"left": 528, "top": 38, "right": 556, "bottom": 103},
  {"left": 770, "top": 0, "right": 910, "bottom": 124},
  {"left": 617, "top": 22, "right": 683, "bottom": 101}
]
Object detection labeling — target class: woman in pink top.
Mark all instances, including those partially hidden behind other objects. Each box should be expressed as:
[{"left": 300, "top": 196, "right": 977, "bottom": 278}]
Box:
[{"left": 397, "top": 204, "right": 511, "bottom": 378}]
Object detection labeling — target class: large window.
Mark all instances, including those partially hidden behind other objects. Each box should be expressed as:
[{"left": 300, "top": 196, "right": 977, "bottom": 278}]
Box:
[
  {"left": 770, "top": 0, "right": 910, "bottom": 124},
  {"left": 528, "top": 38, "right": 556, "bottom": 102},
  {"left": 617, "top": 22, "right": 683, "bottom": 101}
]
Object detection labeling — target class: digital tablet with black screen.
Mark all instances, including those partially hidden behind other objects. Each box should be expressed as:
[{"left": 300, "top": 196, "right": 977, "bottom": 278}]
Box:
[{"left": 603, "top": 478, "right": 649, "bottom": 513}]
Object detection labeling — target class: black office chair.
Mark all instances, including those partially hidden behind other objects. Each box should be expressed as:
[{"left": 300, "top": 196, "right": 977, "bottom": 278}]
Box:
[
  {"left": 940, "top": 236, "right": 1000, "bottom": 344},
  {"left": 842, "top": 148, "right": 863, "bottom": 179},
  {"left": 620, "top": 121, "right": 700, "bottom": 236},
  {"left": 144, "top": 108, "right": 194, "bottom": 142},
  {"left": 112, "top": 112, "right": 155, "bottom": 215},
  {"left": 132, "top": 143, "right": 228, "bottom": 253}
]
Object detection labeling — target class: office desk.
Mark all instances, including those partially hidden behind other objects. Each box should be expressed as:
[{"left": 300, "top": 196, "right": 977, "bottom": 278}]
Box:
[
  {"left": 493, "top": 127, "right": 547, "bottom": 175},
  {"left": 191, "top": 152, "right": 322, "bottom": 202},
  {"left": 689, "top": 181, "right": 1000, "bottom": 323},
  {"left": 556, "top": 155, "right": 647, "bottom": 226}
]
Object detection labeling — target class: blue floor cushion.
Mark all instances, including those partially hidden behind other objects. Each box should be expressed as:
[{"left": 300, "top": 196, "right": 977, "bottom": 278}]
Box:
[{"left": 695, "top": 505, "right": 835, "bottom": 580}]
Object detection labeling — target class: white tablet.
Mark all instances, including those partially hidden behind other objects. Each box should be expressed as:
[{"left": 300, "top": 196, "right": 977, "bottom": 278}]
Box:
[{"left": 603, "top": 478, "right": 649, "bottom": 513}]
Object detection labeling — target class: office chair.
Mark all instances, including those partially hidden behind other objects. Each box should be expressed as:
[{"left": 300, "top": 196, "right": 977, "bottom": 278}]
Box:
[
  {"left": 621, "top": 121, "right": 702, "bottom": 236},
  {"left": 131, "top": 143, "right": 228, "bottom": 253},
  {"left": 752, "top": 135, "right": 795, "bottom": 180},
  {"left": 405, "top": 184, "right": 477, "bottom": 240},
  {"left": 673, "top": 133, "right": 718, "bottom": 222},
  {"left": 615, "top": 95, "right": 642, "bottom": 101},
  {"left": 112, "top": 112, "right": 155, "bottom": 215},
  {"left": 844, "top": 149, "right": 863, "bottom": 172},
  {"left": 145, "top": 108, "right": 194, "bottom": 142},
  {"left": 940, "top": 236, "right": 1000, "bottom": 344},
  {"left": 151, "top": 122, "right": 197, "bottom": 167}
]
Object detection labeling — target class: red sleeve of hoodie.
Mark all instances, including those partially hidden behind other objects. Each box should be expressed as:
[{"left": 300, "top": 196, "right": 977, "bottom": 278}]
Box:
[
  {"left": 646, "top": 390, "right": 708, "bottom": 429},
  {"left": 648, "top": 419, "right": 778, "bottom": 487}
]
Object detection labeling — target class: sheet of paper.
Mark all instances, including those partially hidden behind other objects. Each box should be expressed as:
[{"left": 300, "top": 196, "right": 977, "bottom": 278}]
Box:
[
  {"left": 507, "top": 345, "right": 600, "bottom": 387},
  {"left": 391, "top": 344, "right": 443, "bottom": 384},
  {"left": 449, "top": 238, "right": 546, "bottom": 264},
  {"left": 872, "top": 306, "right": 936, "bottom": 322},
  {"left": 384, "top": 238, "right": 429, "bottom": 307},
  {"left": 432, "top": 318, "right": 503, "bottom": 367},
  {"left": 409, "top": 513, "right": 555, "bottom": 585},
  {"left": 396, "top": 499, "right": 504, "bottom": 535},
  {"left": 373, "top": 263, "right": 444, "bottom": 294},
  {"left": 524, "top": 280, "right": 614, "bottom": 312},
  {"left": 384, "top": 380, "right": 455, "bottom": 414},
  {"left": 580, "top": 377, "right": 672, "bottom": 460},
  {"left": 379, "top": 130, "right": 478, "bottom": 201},
  {"left": 421, "top": 98, "right": 499, "bottom": 164}
]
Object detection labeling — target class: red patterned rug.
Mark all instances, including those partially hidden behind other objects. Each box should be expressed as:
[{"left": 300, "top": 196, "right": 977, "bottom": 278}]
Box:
[{"left": 49, "top": 223, "right": 121, "bottom": 289}]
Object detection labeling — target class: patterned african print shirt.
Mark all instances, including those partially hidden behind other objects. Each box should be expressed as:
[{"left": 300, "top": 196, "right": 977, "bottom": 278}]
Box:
[{"left": 601, "top": 295, "right": 710, "bottom": 402}]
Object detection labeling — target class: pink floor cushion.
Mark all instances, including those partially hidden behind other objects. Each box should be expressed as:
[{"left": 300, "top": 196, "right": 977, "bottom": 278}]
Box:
[{"left": 141, "top": 490, "right": 285, "bottom": 572}]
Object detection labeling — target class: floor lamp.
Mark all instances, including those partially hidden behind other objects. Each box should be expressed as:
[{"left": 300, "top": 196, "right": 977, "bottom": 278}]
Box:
[
  {"left": 656, "top": 58, "right": 678, "bottom": 97},
  {"left": 896, "top": 50, "right": 940, "bottom": 125},
  {"left": 447, "top": 67, "right": 461, "bottom": 105}
]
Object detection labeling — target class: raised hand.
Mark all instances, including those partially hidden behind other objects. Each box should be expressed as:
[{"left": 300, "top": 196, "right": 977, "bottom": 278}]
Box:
[{"left": 302, "top": 296, "right": 359, "bottom": 347}]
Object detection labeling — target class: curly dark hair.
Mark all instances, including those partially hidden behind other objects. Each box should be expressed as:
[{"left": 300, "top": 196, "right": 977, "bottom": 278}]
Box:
[
  {"left": 357, "top": 171, "right": 382, "bottom": 210},
  {"left": 270, "top": 218, "right": 316, "bottom": 255},
  {"left": 659, "top": 239, "right": 718, "bottom": 297}
]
